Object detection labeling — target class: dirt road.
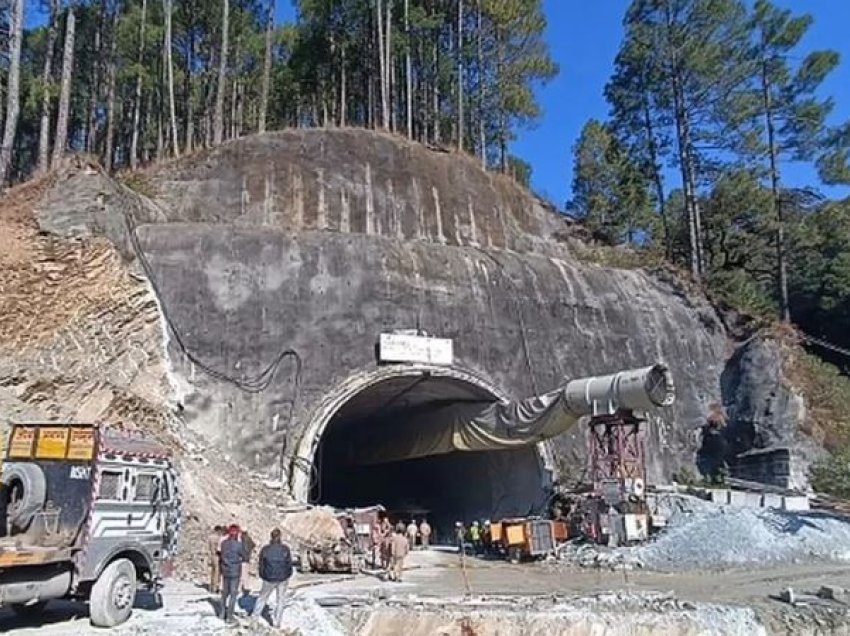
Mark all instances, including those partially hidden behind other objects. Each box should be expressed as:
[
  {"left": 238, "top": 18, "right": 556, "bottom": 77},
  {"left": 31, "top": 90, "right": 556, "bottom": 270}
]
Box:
[{"left": 1, "top": 549, "right": 848, "bottom": 634}]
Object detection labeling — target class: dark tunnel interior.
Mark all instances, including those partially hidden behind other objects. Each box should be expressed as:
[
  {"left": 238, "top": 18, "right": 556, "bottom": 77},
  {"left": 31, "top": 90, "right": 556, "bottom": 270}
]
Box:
[{"left": 311, "top": 374, "right": 551, "bottom": 540}]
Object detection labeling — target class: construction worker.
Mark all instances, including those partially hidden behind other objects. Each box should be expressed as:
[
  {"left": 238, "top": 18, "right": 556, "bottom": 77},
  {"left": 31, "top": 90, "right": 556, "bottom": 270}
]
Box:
[
  {"left": 482, "top": 520, "right": 492, "bottom": 556},
  {"left": 455, "top": 522, "right": 466, "bottom": 554},
  {"left": 370, "top": 518, "right": 383, "bottom": 568},
  {"left": 406, "top": 519, "right": 418, "bottom": 550},
  {"left": 251, "top": 528, "right": 293, "bottom": 628},
  {"left": 468, "top": 521, "right": 481, "bottom": 555},
  {"left": 240, "top": 528, "right": 256, "bottom": 595},
  {"left": 697, "top": 403, "right": 729, "bottom": 485},
  {"left": 219, "top": 524, "right": 244, "bottom": 625},
  {"left": 207, "top": 525, "right": 225, "bottom": 593},
  {"left": 380, "top": 516, "right": 393, "bottom": 570},
  {"left": 389, "top": 523, "right": 410, "bottom": 582},
  {"left": 419, "top": 519, "right": 432, "bottom": 549}
]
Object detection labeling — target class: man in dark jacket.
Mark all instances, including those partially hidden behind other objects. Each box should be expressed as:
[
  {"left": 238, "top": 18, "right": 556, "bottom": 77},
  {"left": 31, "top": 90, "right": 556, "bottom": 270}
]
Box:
[
  {"left": 251, "top": 528, "right": 293, "bottom": 628},
  {"left": 219, "top": 524, "right": 244, "bottom": 624}
]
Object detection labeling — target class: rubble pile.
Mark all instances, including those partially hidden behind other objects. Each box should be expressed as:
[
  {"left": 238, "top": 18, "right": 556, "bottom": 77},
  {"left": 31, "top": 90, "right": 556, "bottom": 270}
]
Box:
[
  {"left": 277, "top": 597, "right": 346, "bottom": 635},
  {"left": 552, "top": 494, "right": 850, "bottom": 573},
  {"left": 554, "top": 543, "right": 644, "bottom": 570},
  {"left": 174, "top": 429, "right": 346, "bottom": 583},
  {"left": 634, "top": 500, "right": 850, "bottom": 571},
  {"left": 279, "top": 505, "right": 344, "bottom": 548}
]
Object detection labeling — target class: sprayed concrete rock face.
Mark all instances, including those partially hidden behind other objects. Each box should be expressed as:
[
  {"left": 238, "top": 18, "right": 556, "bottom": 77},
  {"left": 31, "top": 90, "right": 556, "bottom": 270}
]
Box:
[{"left": 30, "top": 130, "right": 759, "bottom": 519}]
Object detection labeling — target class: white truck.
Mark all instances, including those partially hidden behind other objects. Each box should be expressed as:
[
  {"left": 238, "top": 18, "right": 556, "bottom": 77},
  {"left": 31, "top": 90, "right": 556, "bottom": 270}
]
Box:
[{"left": 0, "top": 422, "right": 180, "bottom": 627}]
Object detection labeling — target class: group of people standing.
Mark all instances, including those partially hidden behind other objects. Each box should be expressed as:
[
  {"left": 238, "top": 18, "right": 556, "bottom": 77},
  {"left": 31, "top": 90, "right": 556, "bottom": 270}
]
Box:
[
  {"left": 454, "top": 520, "right": 493, "bottom": 556},
  {"left": 207, "top": 524, "right": 294, "bottom": 627},
  {"left": 370, "top": 517, "right": 432, "bottom": 582}
]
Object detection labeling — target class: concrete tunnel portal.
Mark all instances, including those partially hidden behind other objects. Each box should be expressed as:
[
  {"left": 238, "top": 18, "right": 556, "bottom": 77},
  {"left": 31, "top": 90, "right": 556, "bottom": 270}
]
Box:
[{"left": 304, "top": 368, "right": 552, "bottom": 540}]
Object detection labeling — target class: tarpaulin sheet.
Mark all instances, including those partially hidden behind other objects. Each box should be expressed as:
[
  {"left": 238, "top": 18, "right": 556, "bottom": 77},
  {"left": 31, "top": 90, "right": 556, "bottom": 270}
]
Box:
[
  {"left": 348, "top": 388, "right": 575, "bottom": 465},
  {"left": 345, "top": 363, "right": 674, "bottom": 466}
]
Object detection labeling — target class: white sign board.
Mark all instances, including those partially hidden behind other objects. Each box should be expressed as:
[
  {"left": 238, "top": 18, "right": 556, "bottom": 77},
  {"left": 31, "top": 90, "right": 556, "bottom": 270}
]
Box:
[{"left": 379, "top": 333, "right": 454, "bottom": 366}]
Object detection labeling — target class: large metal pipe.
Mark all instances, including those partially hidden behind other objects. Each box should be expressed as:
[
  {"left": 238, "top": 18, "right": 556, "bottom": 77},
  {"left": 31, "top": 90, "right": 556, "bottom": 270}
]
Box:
[
  {"left": 344, "top": 362, "right": 676, "bottom": 465},
  {"left": 563, "top": 363, "right": 675, "bottom": 416}
]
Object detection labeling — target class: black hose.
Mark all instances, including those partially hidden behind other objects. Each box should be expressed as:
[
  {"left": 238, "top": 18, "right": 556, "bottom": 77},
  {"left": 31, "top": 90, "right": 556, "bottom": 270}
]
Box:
[{"left": 123, "top": 212, "right": 303, "bottom": 395}]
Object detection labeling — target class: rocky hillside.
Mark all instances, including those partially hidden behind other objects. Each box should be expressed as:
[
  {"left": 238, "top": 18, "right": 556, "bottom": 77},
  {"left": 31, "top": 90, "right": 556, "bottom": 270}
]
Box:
[{"left": 0, "top": 131, "right": 827, "bottom": 499}]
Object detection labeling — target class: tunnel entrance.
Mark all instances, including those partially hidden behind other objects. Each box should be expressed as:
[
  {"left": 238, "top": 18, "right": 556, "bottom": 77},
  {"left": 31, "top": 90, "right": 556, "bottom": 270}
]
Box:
[{"left": 309, "top": 372, "right": 551, "bottom": 541}]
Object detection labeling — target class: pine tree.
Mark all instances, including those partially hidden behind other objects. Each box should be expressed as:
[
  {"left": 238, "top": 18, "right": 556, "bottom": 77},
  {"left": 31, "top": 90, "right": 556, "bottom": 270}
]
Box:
[
  {"left": 570, "top": 119, "right": 654, "bottom": 245},
  {"left": 103, "top": 6, "right": 119, "bottom": 172},
  {"left": 213, "top": 0, "right": 229, "bottom": 145},
  {"left": 617, "top": 0, "right": 751, "bottom": 280},
  {"left": 164, "top": 0, "right": 180, "bottom": 157},
  {"left": 37, "top": 0, "right": 60, "bottom": 174},
  {"left": 258, "top": 0, "right": 274, "bottom": 134},
  {"left": 130, "top": 0, "right": 148, "bottom": 168},
  {"left": 606, "top": 28, "right": 671, "bottom": 257},
  {"left": 0, "top": 0, "right": 23, "bottom": 184},
  {"left": 740, "top": 0, "right": 841, "bottom": 322},
  {"left": 0, "top": 0, "right": 557, "bottom": 184},
  {"left": 52, "top": 5, "right": 76, "bottom": 166},
  {"left": 482, "top": 0, "right": 556, "bottom": 172}
]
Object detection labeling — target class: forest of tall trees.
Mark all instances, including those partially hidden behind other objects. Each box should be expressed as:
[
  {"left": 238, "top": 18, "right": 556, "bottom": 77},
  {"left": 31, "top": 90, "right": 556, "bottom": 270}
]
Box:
[
  {"left": 0, "top": 0, "right": 556, "bottom": 185},
  {"left": 570, "top": 0, "right": 850, "bottom": 356}
]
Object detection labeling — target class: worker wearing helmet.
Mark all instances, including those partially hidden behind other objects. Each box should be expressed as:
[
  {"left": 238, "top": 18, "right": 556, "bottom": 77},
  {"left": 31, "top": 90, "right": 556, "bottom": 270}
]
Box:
[
  {"left": 455, "top": 521, "right": 467, "bottom": 555},
  {"left": 468, "top": 521, "right": 481, "bottom": 555}
]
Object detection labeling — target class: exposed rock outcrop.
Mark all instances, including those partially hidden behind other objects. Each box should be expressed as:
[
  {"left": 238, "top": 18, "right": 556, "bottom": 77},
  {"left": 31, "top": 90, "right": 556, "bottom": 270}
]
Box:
[{"left": 1, "top": 130, "right": 819, "bottom": 496}]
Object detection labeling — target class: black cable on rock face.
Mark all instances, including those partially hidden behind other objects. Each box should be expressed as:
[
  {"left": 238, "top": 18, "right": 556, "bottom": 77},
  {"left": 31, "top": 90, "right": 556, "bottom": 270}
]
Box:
[
  {"left": 124, "top": 212, "right": 303, "bottom": 394},
  {"left": 123, "top": 211, "right": 307, "bottom": 489}
]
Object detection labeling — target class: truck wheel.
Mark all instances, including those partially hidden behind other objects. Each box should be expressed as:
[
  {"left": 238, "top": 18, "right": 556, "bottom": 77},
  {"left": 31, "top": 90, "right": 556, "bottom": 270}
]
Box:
[
  {"left": 1, "top": 463, "right": 46, "bottom": 531},
  {"left": 11, "top": 601, "right": 48, "bottom": 618},
  {"left": 508, "top": 547, "right": 522, "bottom": 564},
  {"left": 89, "top": 558, "right": 137, "bottom": 628}
]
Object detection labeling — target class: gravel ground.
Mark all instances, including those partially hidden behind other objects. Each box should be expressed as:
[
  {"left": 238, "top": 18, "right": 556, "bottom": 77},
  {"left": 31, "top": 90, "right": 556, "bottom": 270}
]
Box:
[
  {"left": 633, "top": 495, "right": 850, "bottom": 571},
  {"left": 0, "top": 580, "right": 346, "bottom": 636},
  {"left": 4, "top": 551, "right": 850, "bottom": 635},
  {"left": 555, "top": 493, "right": 850, "bottom": 573}
]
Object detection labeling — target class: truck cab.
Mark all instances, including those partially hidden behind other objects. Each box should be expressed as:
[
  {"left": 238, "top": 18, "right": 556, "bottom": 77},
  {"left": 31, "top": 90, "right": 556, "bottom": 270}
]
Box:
[{"left": 0, "top": 422, "right": 180, "bottom": 627}]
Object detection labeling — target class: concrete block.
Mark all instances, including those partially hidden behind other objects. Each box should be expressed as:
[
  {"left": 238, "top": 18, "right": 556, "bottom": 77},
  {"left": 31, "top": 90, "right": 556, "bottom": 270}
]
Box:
[
  {"left": 729, "top": 490, "right": 762, "bottom": 508},
  {"left": 782, "top": 495, "right": 810, "bottom": 512},
  {"left": 707, "top": 489, "right": 729, "bottom": 504},
  {"left": 762, "top": 493, "right": 783, "bottom": 509}
]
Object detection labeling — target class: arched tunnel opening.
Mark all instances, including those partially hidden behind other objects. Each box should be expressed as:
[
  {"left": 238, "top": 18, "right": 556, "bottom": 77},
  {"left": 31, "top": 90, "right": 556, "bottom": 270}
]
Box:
[{"left": 310, "top": 373, "right": 552, "bottom": 541}]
